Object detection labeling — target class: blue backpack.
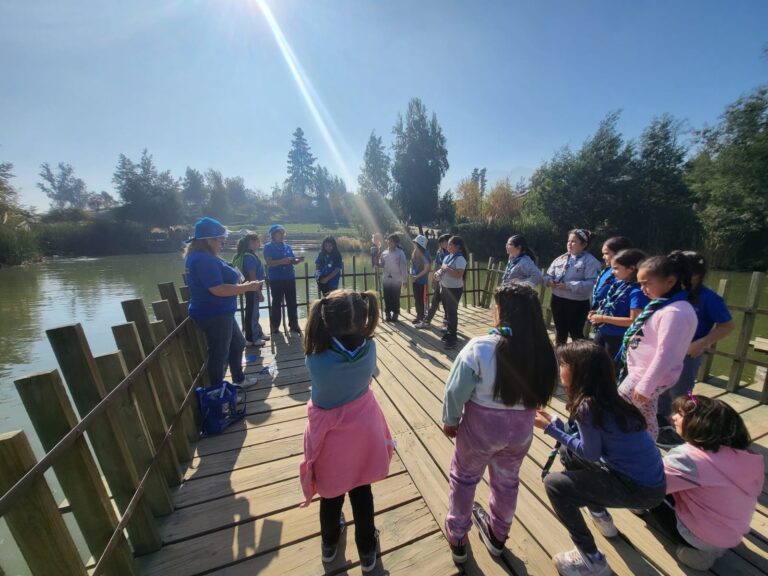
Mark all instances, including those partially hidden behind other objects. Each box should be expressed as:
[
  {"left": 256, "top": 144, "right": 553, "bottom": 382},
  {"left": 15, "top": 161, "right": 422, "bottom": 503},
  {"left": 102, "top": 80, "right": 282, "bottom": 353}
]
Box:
[{"left": 196, "top": 381, "right": 247, "bottom": 436}]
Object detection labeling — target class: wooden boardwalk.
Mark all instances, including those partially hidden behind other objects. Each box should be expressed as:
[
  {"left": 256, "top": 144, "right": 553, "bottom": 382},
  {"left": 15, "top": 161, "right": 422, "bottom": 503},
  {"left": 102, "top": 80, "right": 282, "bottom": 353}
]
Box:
[{"left": 137, "top": 306, "right": 768, "bottom": 576}]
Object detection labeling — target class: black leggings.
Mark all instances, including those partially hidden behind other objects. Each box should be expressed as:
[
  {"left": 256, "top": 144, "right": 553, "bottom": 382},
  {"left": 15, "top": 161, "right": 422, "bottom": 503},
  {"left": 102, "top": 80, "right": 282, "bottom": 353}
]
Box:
[
  {"left": 320, "top": 484, "right": 376, "bottom": 553},
  {"left": 442, "top": 287, "right": 463, "bottom": 340},
  {"left": 413, "top": 283, "right": 427, "bottom": 321},
  {"left": 382, "top": 282, "right": 401, "bottom": 319},
  {"left": 550, "top": 295, "right": 591, "bottom": 345}
]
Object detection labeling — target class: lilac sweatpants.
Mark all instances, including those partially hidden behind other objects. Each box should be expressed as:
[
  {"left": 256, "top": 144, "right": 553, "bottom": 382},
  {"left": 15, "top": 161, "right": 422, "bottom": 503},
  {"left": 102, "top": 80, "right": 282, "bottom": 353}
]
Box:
[{"left": 446, "top": 400, "right": 535, "bottom": 545}]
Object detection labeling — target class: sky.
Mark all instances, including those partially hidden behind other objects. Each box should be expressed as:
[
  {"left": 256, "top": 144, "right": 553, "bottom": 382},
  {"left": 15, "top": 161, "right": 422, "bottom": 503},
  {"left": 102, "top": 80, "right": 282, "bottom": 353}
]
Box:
[{"left": 1, "top": 0, "right": 766, "bottom": 212}]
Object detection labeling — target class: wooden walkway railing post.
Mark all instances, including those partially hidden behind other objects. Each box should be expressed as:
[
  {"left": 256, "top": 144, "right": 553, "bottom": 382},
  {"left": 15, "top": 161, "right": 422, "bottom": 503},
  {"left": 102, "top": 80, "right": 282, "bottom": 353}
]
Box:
[
  {"left": 728, "top": 271, "right": 765, "bottom": 392},
  {"left": 0, "top": 431, "right": 88, "bottom": 576},
  {"left": 46, "top": 324, "right": 162, "bottom": 554},
  {"left": 14, "top": 371, "right": 138, "bottom": 575},
  {"left": 698, "top": 278, "right": 730, "bottom": 383}
]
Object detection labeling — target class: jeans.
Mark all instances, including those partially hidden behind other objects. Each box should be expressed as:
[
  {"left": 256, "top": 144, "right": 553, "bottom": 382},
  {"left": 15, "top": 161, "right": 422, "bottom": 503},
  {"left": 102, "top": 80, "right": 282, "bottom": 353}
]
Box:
[
  {"left": 593, "top": 329, "right": 623, "bottom": 363},
  {"left": 243, "top": 292, "right": 265, "bottom": 342},
  {"left": 382, "top": 282, "right": 401, "bottom": 319},
  {"left": 544, "top": 449, "right": 666, "bottom": 555},
  {"left": 413, "top": 283, "right": 427, "bottom": 321},
  {"left": 193, "top": 313, "right": 245, "bottom": 387},
  {"left": 550, "top": 295, "right": 591, "bottom": 345},
  {"left": 268, "top": 279, "right": 298, "bottom": 331},
  {"left": 446, "top": 401, "right": 534, "bottom": 544},
  {"left": 426, "top": 282, "right": 445, "bottom": 323},
  {"left": 442, "top": 287, "right": 463, "bottom": 341},
  {"left": 658, "top": 355, "right": 703, "bottom": 422},
  {"left": 320, "top": 484, "right": 376, "bottom": 554}
]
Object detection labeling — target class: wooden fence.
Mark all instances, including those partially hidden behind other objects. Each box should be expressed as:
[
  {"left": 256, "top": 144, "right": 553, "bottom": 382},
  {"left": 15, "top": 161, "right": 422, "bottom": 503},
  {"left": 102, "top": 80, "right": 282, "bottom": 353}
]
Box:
[{"left": 0, "top": 282, "right": 204, "bottom": 575}]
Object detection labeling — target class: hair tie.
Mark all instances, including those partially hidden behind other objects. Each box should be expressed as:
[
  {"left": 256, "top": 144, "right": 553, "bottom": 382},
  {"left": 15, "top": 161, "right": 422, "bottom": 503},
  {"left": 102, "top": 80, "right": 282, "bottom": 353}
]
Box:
[
  {"left": 687, "top": 390, "right": 698, "bottom": 406},
  {"left": 489, "top": 326, "right": 512, "bottom": 337}
]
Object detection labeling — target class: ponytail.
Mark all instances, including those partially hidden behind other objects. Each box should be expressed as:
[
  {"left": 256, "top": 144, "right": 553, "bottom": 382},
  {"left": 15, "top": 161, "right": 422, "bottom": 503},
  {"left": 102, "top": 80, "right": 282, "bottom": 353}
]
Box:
[
  {"left": 640, "top": 253, "right": 692, "bottom": 300},
  {"left": 508, "top": 234, "right": 537, "bottom": 263},
  {"left": 361, "top": 291, "right": 380, "bottom": 338},
  {"left": 304, "top": 289, "right": 380, "bottom": 355}
]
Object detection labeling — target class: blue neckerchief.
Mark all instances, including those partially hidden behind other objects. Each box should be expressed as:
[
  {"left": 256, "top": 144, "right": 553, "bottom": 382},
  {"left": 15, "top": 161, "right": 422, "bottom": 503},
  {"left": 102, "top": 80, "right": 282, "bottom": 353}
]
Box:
[
  {"left": 443, "top": 251, "right": 463, "bottom": 268},
  {"left": 555, "top": 253, "right": 584, "bottom": 283},
  {"left": 330, "top": 337, "right": 370, "bottom": 363},
  {"left": 596, "top": 280, "right": 635, "bottom": 319},
  {"left": 489, "top": 326, "right": 512, "bottom": 337},
  {"left": 502, "top": 256, "right": 523, "bottom": 284},
  {"left": 592, "top": 267, "right": 615, "bottom": 305}
]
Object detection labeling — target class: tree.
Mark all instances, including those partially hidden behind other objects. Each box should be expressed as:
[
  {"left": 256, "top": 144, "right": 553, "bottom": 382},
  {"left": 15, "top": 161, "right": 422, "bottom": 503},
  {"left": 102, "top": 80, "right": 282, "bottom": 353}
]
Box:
[
  {"left": 286, "top": 127, "right": 316, "bottom": 199},
  {"left": 358, "top": 132, "right": 391, "bottom": 199},
  {"left": 225, "top": 176, "right": 248, "bottom": 208},
  {"left": 112, "top": 149, "right": 182, "bottom": 226},
  {"left": 86, "top": 191, "right": 118, "bottom": 212},
  {"left": 181, "top": 167, "right": 206, "bottom": 215},
  {"left": 470, "top": 167, "right": 487, "bottom": 198},
  {"left": 436, "top": 190, "right": 456, "bottom": 226},
  {"left": 391, "top": 98, "right": 449, "bottom": 231},
  {"left": 485, "top": 178, "right": 522, "bottom": 223},
  {"left": 204, "top": 169, "right": 231, "bottom": 222},
  {"left": 0, "top": 161, "right": 18, "bottom": 212},
  {"left": 38, "top": 162, "right": 89, "bottom": 209},
  {"left": 455, "top": 178, "right": 483, "bottom": 222}
]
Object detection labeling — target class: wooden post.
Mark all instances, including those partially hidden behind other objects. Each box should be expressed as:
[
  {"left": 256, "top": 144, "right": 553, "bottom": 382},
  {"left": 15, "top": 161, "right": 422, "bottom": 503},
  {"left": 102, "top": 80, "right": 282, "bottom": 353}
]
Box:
[
  {"left": 94, "top": 353, "right": 175, "bottom": 517},
  {"left": 699, "top": 278, "right": 730, "bottom": 383},
  {"left": 158, "top": 282, "right": 184, "bottom": 325},
  {"left": 46, "top": 324, "right": 162, "bottom": 554},
  {"left": 152, "top": 300, "right": 196, "bottom": 381},
  {"left": 303, "top": 261, "right": 310, "bottom": 314},
  {"left": 480, "top": 257, "right": 495, "bottom": 308},
  {"left": 727, "top": 272, "right": 764, "bottom": 392},
  {"left": 112, "top": 322, "right": 187, "bottom": 479},
  {"left": 468, "top": 253, "right": 475, "bottom": 307},
  {"left": 405, "top": 272, "right": 412, "bottom": 313},
  {"left": 0, "top": 431, "right": 88, "bottom": 576},
  {"left": 352, "top": 255, "right": 357, "bottom": 291},
  {"left": 14, "top": 372, "right": 137, "bottom": 575},
  {"left": 363, "top": 267, "right": 369, "bottom": 291}
]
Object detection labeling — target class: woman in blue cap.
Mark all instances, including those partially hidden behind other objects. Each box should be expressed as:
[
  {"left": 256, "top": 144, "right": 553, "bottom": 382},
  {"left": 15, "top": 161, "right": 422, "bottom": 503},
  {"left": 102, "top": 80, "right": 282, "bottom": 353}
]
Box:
[
  {"left": 184, "top": 217, "right": 261, "bottom": 389},
  {"left": 263, "top": 224, "right": 304, "bottom": 333}
]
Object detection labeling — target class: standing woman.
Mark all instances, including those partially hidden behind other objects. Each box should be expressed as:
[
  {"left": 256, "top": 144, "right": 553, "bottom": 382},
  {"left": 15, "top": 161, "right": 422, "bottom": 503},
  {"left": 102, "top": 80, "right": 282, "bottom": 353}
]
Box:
[
  {"left": 184, "top": 217, "right": 260, "bottom": 389},
  {"left": 378, "top": 233, "right": 407, "bottom": 322},
  {"left": 232, "top": 232, "right": 269, "bottom": 347},
  {"left": 436, "top": 236, "right": 468, "bottom": 349},
  {"left": 500, "top": 234, "right": 543, "bottom": 288},
  {"left": 544, "top": 229, "right": 602, "bottom": 345},
  {"left": 263, "top": 224, "right": 305, "bottom": 334},
  {"left": 588, "top": 248, "right": 648, "bottom": 361},
  {"left": 410, "top": 235, "right": 431, "bottom": 324},
  {"left": 315, "top": 236, "right": 344, "bottom": 297},
  {"left": 593, "top": 237, "right": 633, "bottom": 311}
]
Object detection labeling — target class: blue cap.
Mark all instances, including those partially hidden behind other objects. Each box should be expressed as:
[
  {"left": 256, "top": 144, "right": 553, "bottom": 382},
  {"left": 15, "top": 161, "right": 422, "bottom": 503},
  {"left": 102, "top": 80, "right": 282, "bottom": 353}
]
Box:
[
  {"left": 268, "top": 224, "right": 286, "bottom": 237},
  {"left": 191, "top": 217, "right": 228, "bottom": 240}
]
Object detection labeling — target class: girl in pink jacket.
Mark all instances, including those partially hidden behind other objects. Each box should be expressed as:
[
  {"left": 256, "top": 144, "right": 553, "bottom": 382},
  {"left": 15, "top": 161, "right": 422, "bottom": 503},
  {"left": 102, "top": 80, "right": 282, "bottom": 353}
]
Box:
[
  {"left": 648, "top": 395, "right": 764, "bottom": 571},
  {"left": 616, "top": 253, "right": 697, "bottom": 439}
]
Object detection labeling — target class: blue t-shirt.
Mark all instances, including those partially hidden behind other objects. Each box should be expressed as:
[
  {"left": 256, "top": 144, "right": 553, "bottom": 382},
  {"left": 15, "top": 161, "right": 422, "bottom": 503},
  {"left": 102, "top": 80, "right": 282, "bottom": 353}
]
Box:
[
  {"left": 240, "top": 252, "right": 265, "bottom": 281},
  {"left": 692, "top": 285, "right": 732, "bottom": 341},
  {"left": 434, "top": 248, "right": 447, "bottom": 268},
  {"left": 411, "top": 252, "right": 431, "bottom": 285},
  {"left": 592, "top": 267, "right": 615, "bottom": 308},
  {"left": 263, "top": 241, "right": 296, "bottom": 281},
  {"left": 599, "top": 284, "right": 650, "bottom": 337},
  {"left": 315, "top": 251, "right": 344, "bottom": 290},
  {"left": 185, "top": 251, "right": 240, "bottom": 319}
]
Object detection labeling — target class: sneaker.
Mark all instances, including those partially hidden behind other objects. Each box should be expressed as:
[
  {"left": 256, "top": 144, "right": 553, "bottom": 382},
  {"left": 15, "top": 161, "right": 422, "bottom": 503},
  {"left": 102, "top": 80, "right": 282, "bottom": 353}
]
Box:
[
  {"left": 552, "top": 548, "right": 611, "bottom": 576},
  {"left": 359, "top": 529, "right": 379, "bottom": 573},
  {"left": 588, "top": 510, "right": 618, "bottom": 538},
  {"left": 450, "top": 541, "right": 467, "bottom": 564},
  {"left": 440, "top": 324, "right": 448, "bottom": 333},
  {"left": 629, "top": 508, "right": 646, "bottom": 516},
  {"left": 321, "top": 513, "right": 346, "bottom": 563},
  {"left": 289, "top": 326, "right": 302, "bottom": 334},
  {"left": 248, "top": 338, "right": 266, "bottom": 347},
  {"left": 471, "top": 502, "right": 505, "bottom": 557},
  {"left": 656, "top": 426, "right": 685, "bottom": 449},
  {"left": 239, "top": 374, "right": 258, "bottom": 386},
  {"left": 675, "top": 544, "right": 725, "bottom": 571},
  {"left": 260, "top": 334, "right": 271, "bottom": 341},
  {"left": 411, "top": 318, "right": 420, "bottom": 324},
  {"left": 414, "top": 321, "right": 429, "bottom": 329},
  {"left": 444, "top": 339, "right": 458, "bottom": 350},
  {"left": 441, "top": 333, "right": 449, "bottom": 342}
]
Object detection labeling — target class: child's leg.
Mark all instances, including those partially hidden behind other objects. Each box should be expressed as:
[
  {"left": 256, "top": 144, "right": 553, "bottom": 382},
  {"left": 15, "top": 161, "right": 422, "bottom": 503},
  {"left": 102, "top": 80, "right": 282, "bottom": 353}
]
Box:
[
  {"left": 243, "top": 291, "right": 254, "bottom": 342},
  {"left": 486, "top": 411, "right": 534, "bottom": 540},
  {"left": 251, "top": 297, "right": 265, "bottom": 341},
  {"left": 228, "top": 318, "right": 246, "bottom": 383},
  {"left": 658, "top": 355, "right": 703, "bottom": 423},
  {"left": 618, "top": 379, "right": 665, "bottom": 440},
  {"left": 320, "top": 494, "right": 346, "bottom": 545},
  {"left": 550, "top": 295, "right": 569, "bottom": 344},
  {"left": 349, "top": 484, "right": 376, "bottom": 554},
  {"left": 567, "top": 299, "right": 590, "bottom": 341}
]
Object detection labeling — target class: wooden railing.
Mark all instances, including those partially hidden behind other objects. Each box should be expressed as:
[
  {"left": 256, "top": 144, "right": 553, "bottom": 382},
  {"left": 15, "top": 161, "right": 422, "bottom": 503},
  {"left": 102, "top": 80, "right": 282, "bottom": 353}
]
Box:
[{"left": 0, "top": 282, "right": 204, "bottom": 575}]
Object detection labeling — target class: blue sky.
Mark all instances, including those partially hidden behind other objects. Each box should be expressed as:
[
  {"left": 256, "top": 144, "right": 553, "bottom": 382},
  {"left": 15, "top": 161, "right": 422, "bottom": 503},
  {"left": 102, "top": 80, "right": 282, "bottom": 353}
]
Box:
[{"left": 1, "top": 0, "right": 766, "bottom": 212}]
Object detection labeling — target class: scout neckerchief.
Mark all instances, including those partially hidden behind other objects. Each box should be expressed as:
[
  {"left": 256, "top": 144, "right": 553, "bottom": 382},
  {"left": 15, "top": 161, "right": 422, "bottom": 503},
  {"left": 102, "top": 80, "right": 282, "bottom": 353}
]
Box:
[
  {"left": 330, "top": 337, "right": 370, "bottom": 363},
  {"left": 555, "top": 252, "right": 584, "bottom": 283},
  {"left": 443, "top": 251, "right": 463, "bottom": 269},
  {"left": 592, "top": 267, "right": 615, "bottom": 308},
  {"left": 596, "top": 280, "right": 634, "bottom": 319},
  {"left": 502, "top": 256, "right": 523, "bottom": 284},
  {"left": 489, "top": 326, "right": 512, "bottom": 337},
  {"left": 616, "top": 290, "right": 689, "bottom": 382}
]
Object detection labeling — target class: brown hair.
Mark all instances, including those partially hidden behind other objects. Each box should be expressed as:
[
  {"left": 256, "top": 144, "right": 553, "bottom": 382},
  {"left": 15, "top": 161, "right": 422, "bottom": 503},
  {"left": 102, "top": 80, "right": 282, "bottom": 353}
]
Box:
[
  {"left": 304, "top": 289, "right": 380, "bottom": 355},
  {"left": 672, "top": 395, "right": 751, "bottom": 452}
]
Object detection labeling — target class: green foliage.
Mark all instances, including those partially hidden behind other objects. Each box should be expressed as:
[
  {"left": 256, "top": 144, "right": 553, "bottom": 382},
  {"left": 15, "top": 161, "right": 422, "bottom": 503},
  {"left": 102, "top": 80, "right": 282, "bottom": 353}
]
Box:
[
  {"left": 35, "top": 219, "right": 146, "bottom": 256},
  {"left": 286, "top": 127, "right": 316, "bottom": 198},
  {"left": 181, "top": 167, "right": 206, "bottom": 215},
  {"left": 38, "top": 162, "right": 89, "bottom": 209},
  {"left": 0, "top": 225, "right": 39, "bottom": 265},
  {"left": 0, "top": 161, "right": 19, "bottom": 212},
  {"left": 391, "top": 98, "right": 449, "bottom": 226},
  {"left": 436, "top": 190, "right": 456, "bottom": 226}
]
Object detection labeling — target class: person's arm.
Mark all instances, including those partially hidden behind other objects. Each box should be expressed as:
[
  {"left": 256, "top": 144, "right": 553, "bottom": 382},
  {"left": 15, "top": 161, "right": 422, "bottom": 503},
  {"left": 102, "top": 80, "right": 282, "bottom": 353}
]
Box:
[
  {"left": 565, "top": 256, "right": 600, "bottom": 299},
  {"left": 525, "top": 259, "right": 544, "bottom": 286},
  {"left": 592, "top": 308, "right": 641, "bottom": 328},
  {"left": 543, "top": 257, "right": 559, "bottom": 287},
  {"left": 209, "top": 281, "right": 261, "bottom": 297},
  {"left": 663, "top": 445, "right": 702, "bottom": 494},
  {"left": 688, "top": 321, "right": 735, "bottom": 358},
  {"left": 413, "top": 259, "right": 431, "bottom": 281},
  {"left": 442, "top": 257, "right": 466, "bottom": 278},
  {"left": 442, "top": 351, "right": 479, "bottom": 434},
  {"left": 399, "top": 251, "right": 408, "bottom": 283},
  {"left": 541, "top": 414, "right": 603, "bottom": 461}
]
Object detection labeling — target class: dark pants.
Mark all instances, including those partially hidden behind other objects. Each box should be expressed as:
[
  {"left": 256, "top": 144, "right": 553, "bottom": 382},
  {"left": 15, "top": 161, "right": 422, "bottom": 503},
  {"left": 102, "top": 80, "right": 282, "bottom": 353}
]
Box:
[
  {"left": 193, "top": 313, "right": 245, "bottom": 387},
  {"left": 269, "top": 279, "right": 298, "bottom": 331},
  {"left": 551, "top": 295, "right": 591, "bottom": 345},
  {"left": 382, "top": 282, "right": 401, "bottom": 319},
  {"left": 442, "top": 287, "right": 463, "bottom": 342},
  {"left": 426, "top": 282, "right": 445, "bottom": 323},
  {"left": 413, "top": 283, "right": 427, "bottom": 321},
  {"left": 243, "top": 292, "right": 264, "bottom": 342},
  {"left": 320, "top": 484, "right": 376, "bottom": 554},
  {"left": 648, "top": 496, "right": 687, "bottom": 544},
  {"left": 593, "top": 329, "right": 623, "bottom": 363},
  {"left": 543, "top": 449, "right": 666, "bottom": 555}
]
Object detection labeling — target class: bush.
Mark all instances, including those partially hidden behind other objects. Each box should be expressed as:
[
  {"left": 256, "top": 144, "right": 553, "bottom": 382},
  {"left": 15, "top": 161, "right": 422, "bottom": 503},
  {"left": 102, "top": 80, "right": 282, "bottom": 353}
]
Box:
[
  {"left": 36, "top": 220, "right": 147, "bottom": 256},
  {"left": 0, "top": 225, "right": 40, "bottom": 265},
  {"left": 334, "top": 236, "right": 365, "bottom": 252}
]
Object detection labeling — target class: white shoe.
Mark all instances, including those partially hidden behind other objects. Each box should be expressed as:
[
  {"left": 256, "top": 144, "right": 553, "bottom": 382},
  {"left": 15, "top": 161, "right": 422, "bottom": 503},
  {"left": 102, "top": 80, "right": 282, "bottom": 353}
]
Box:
[
  {"left": 260, "top": 334, "right": 271, "bottom": 341},
  {"left": 252, "top": 338, "right": 266, "bottom": 347},
  {"left": 553, "top": 548, "right": 611, "bottom": 576},
  {"left": 240, "top": 374, "right": 258, "bottom": 386},
  {"left": 588, "top": 510, "right": 618, "bottom": 538},
  {"left": 414, "top": 321, "right": 428, "bottom": 329}
]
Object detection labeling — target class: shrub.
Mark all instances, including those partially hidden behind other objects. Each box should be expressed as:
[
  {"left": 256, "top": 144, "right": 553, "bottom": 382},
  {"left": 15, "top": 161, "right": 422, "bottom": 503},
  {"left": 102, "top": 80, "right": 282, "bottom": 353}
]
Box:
[
  {"left": 36, "top": 220, "right": 147, "bottom": 256},
  {"left": 0, "top": 225, "right": 40, "bottom": 265}
]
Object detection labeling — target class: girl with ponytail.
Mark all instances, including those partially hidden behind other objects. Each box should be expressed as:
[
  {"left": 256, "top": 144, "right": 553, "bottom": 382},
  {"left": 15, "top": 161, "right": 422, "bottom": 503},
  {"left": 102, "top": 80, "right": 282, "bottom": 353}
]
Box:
[
  {"left": 300, "top": 289, "right": 393, "bottom": 573},
  {"left": 616, "top": 252, "right": 697, "bottom": 440},
  {"left": 442, "top": 284, "right": 558, "bottom": 563},
  {"left": 500, "top": 234, "right": 543, "bottom": 288}
]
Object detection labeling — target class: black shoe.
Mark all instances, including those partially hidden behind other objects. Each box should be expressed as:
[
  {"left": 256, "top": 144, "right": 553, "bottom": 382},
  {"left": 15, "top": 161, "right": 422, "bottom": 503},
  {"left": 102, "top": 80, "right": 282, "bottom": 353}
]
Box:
[
  {"left": 289, "top": 326, "right": 302, "bottom": 334},
  {"left": 450, "top": 541, "right": 467, "bottom": 564},
  {"left": 472, "top": 502, "right": 505, "bottom": 557},
  {"left": 656, "top": 426, "right": 685, "bottom": 449},
  {"left": 359, "top": 529, "right": 379, "bottom": 573},
  {"left": 444, "top": 338, "right": 458, "bottom": 350},
  {"left": 441, "top": 333, "right": 449, "bottom": 342},
  {"left": 411, "top": 318, "right": 420, "bottom": 324},
  {"left": 321, "top": 513, "right": 346, "bottom": 563},
  {"left": 392, "top": 316, "right": 399, "bottom": 323}
]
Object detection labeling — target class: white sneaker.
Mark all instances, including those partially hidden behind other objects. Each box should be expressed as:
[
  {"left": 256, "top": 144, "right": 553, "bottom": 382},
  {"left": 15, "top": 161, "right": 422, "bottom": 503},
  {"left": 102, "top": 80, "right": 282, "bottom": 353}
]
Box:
[
  {"left": 553, "top": 548, "right": 611, "bottom": 576},
  {"left": 414, "top": 321, "right": 428, "bottom": 329},
  {"left": 588, "top": 510, "right": 618, "bottom": 538},
  {"left": 260, "top": 334, "right": 271, "bottom": 341},
  {"left": 240, "top": 374, "right": 258, "bottom": 386},
  {"left": 252, "top": 338, "right": 266, "bottom": 347}
]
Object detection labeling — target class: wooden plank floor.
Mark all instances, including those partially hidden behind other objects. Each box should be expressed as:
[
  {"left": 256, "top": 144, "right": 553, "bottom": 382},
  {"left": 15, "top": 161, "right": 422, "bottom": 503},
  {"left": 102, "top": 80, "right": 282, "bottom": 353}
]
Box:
[{"left": 137, "top": 305, "right": 768, "bottom": 575}]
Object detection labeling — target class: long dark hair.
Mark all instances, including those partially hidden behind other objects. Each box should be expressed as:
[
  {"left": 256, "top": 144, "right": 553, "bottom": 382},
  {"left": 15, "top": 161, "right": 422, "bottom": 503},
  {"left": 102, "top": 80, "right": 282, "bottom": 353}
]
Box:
[
  {"left": 492, "top": 285, "right": 557, "bottom": 408},
  {"left": 558, "top": 340, "right": 646, "bottom": 432},
  {"left": 603, "top": 236, "right": 632, "bottom": 254},
  {"left": 669, "top": 250, "right": 707, "bottom": 304},
  {"left": 508, "top": 234, "right": 537, "bottom": 262},
  {"left": 612, "top": 248, "right": 647, "bottom": 282},
  {"left": 304, "top": 289, "right": 379, "bottom": 355},
  {"left": 671, "top": 395, "right": 751, "bottom": 452},
  {"left": 318, "top": 236, "right": 342, "bottom": 265},
  {"left": 640, "top": 253, "right": 693, "bottom": 300},
  {"left": 235, "top": 233, "right": 259, "bottom": 258}
]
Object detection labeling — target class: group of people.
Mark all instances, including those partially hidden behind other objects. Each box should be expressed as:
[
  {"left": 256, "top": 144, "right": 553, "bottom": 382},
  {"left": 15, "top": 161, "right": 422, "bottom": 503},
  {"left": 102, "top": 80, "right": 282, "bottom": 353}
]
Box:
[{"left": 183, "top": 216, "right": 762, "bottom": 575}]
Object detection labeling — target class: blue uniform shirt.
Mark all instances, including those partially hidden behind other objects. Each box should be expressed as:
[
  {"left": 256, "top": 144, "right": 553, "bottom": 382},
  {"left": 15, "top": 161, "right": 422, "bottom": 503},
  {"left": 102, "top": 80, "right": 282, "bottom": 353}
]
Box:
[
  {"left": 411, "top": 252, "right": 431, "bottom": 285},
  {"left": 599, "top": 285, "right": 650, "bottom": 337},
  {"left": 592, "top": 267, "right": 615, "bottom": 308},
  {"left": 186, "top": 251, "right": 240, "bottom": 319},
  {"left": 240, "top": 252, "right": 265, "bottom": 281},
  {"left": 315, "top": 251, "right": 344, "bottom": 290},
  {"left": 263, "top": 241, "right": 296, "bottom": 281},
  {"left": 692, "top": 285, "right": 732, "bottom": 341}
]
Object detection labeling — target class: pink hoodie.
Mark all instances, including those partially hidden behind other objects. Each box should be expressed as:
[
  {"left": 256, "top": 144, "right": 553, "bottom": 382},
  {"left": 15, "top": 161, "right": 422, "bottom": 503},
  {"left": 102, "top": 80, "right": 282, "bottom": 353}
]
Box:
[{"left": 665, "top": 443, "right": 765, "bottom": 548}]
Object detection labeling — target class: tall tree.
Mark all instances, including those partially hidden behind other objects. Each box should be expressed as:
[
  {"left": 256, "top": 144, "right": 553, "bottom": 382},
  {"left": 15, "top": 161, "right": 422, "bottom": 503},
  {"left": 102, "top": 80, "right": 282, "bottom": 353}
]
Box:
[
  {"left": 204, "top": 169, "right": 231, "bottom": 221},
  {"left": 225, "top": 176, "right": 248, "bottom": 208},
  {"left": 112, "top": 149, "right": 182, "bottom": 226},
  {"left": 358, "top": 132, "right": 391, "bottom": 199},
  {"left": 485, "top": 178, "right": 522, "bottom": 223},
  {"left": 181, "top": 167, "right": 206, "bottom": 215},
  {"left": 38, "top": 162, "right": 89, "bottom": 209},
  {"left": 286, "top": 127, "right": 316, "bottom": 198},
  {"left": 86, "top": 191, "right": 118, "bottom": 211},
  {"left": 391, "top": 98, "right": 449, "bottom": 231},
  {"left": 436, "top": 189, "right": 456, "bottom": 226},
  {"left": 0, "top": 161, "right": 18, "bottom": 212},
  {"left": 455, "top": 177, "right": 483, "bottom": 222}
]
